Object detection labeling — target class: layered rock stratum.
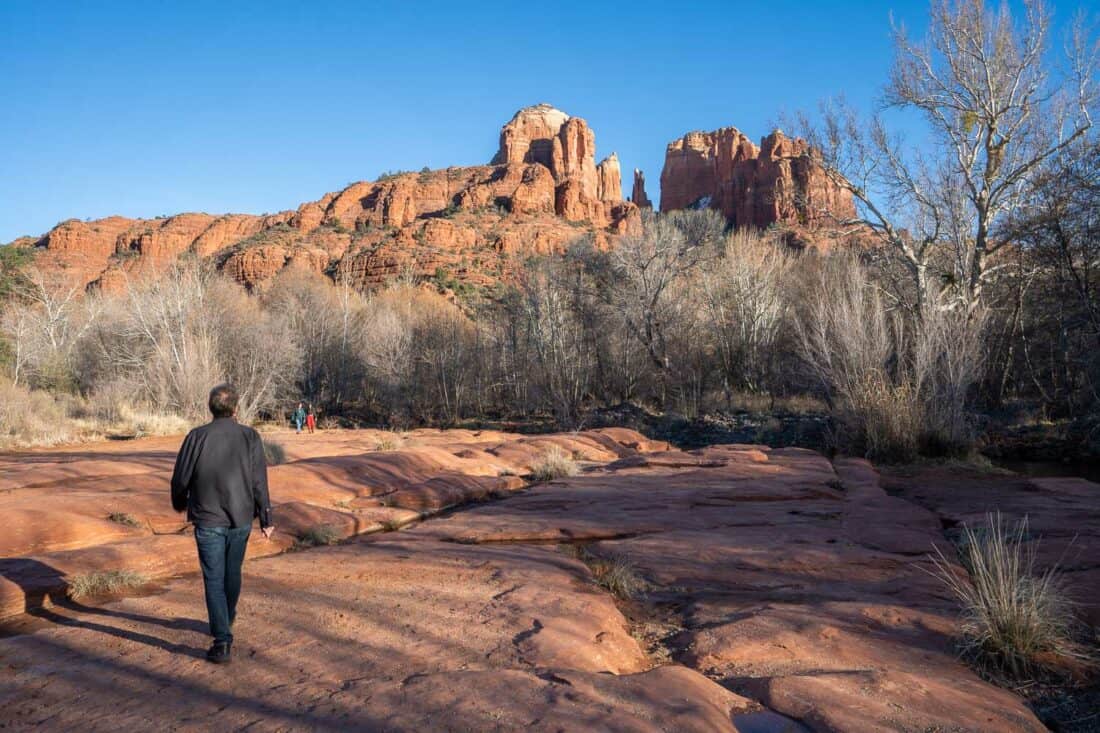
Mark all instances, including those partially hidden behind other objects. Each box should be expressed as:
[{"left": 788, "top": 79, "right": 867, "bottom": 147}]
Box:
[
  {"left": 658, "top": 127, "right": 856, "bottom": 247},
  {"left": 8, "top": 107, "right": 868, "bottom": 292},
  {"left": 1, "top": 428, "right": 1089, "bottom": 730},
  {"left": 12, "top": 104, "right": 638, "bottom": 293}
]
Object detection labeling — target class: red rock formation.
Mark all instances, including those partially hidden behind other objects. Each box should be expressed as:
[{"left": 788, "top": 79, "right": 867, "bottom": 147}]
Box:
[
  {"left": 631, "top": 168, "right": 651, "bottom": 208},
  {"left": 14, "top": 104, "right": 641, "bottom": 292},
  {"left": 491, "top": 103, "right": 571, "bottom": 168},
  {"left": 659, "top": 127, "right": 855, "bottom": 237},
  {"left": 492, "top": 104, "right": 629, "bottom": 226},
  {"left": 596, "top": 153, "right": 622, "bottom": 203}
]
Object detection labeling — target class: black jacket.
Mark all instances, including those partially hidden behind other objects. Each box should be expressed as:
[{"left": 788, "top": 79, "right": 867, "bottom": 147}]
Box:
[{"left": 170, "top": 418, "right": 273, "bottom": 529}]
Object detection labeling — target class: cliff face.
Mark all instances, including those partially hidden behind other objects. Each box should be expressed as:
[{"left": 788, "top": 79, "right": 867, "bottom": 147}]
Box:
[
  {"left": 16, "top": 104, "right": 638, "bottom": 293},
  {"left": 631, "top": 169, "right": 651, "bottom": 209},
  {"left": 659, "top": 127, "right": 855, "bottom": 240},
  {"left": 13, "top": 112, "right": 861, "bottom": 292},
  {"left": 494, "top": 103, "right": 625, "bottom": 225}
]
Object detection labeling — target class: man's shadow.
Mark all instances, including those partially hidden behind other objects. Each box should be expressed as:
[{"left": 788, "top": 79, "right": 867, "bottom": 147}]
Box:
[{"left": 0, "top": 558, "right": 207, "bottom": 659}]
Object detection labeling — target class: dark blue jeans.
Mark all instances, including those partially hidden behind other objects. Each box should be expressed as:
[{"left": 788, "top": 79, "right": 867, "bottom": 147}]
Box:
[{"left": 194, "top": 525, "right": 251, "bottom": 644}]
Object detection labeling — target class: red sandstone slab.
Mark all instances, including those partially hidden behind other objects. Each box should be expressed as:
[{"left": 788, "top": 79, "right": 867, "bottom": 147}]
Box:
[{"left": 0, "top": 537, "right": 733, "bottom": 730}]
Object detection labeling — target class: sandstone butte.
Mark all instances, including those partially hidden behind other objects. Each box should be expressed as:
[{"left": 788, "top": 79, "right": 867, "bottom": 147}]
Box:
[
  {"left": 7, "top": 106, "right": 860, "bottom": 294},
  {"left": 8, "top": 104, "right": 637, "bottom": 294},
  {"left": 660, "top": 127, "right": 858, "bottom": 248},
  {"left": 2, "top": 426, "right": 1095, "bottom": 730}
]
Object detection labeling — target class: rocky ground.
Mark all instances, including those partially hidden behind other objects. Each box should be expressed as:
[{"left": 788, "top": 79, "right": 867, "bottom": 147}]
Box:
[{"left": 0, "top": 428, "right": 1095, "bottom": 731}]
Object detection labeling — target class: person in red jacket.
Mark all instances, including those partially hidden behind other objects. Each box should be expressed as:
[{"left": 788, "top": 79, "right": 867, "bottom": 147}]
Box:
[{"left": 306, "top": 404, "right": 316, "bottom": 434}]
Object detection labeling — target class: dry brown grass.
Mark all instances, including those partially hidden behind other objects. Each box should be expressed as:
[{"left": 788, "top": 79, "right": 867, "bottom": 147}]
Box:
[
  {"left": 0, "top": 378, "right": 73, "bottom": 447},
  {"left": 374, "top": 430, "right": 406, "bottom": 451},
  {"left": 120, "top": 410, "right": 192, "bottom": 438},
  {"left": 565, "top": 545, "right": 649, "bottom": 600},
  {"left": 296, "top": 524, "right": 340, "bottom": 547},
  {"left": 76, "top": 387, "right": 192, "bottom": 438},
  {"left": 847, "top": 378, "right": 925, "bottom": 462},
  {"left": 931, "top": 513, "right": 1095, "bottom": 681},
  {"left": 67, "top": 570, "right": 148, "bottom": 599},
  {"left": 529, "top": 445, "right": 579, "bottom": 481},
  {"left": 106, "top": 512, "right": 142, "bottom": 528},
  {"left": 0, "top": 377, "right": 195, "bottom": 449}
]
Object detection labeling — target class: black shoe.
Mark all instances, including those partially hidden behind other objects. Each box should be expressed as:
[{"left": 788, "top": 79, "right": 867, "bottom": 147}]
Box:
[{"left": 206, "top": 641, "right": 231, "bottom": 664}]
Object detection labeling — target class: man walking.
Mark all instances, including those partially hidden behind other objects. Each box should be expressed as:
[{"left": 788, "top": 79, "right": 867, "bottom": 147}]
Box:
[
  {"left": 292, "top": 402, "right": 306, "bottom": 433},
  {"left": 171, "top": 384, "right": 275, "bottom": 664}
]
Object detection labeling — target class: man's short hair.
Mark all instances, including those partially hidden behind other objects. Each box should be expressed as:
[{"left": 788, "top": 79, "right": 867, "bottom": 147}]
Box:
[{"left": 208, "top": 384, "right": 239, "bottom": 418}]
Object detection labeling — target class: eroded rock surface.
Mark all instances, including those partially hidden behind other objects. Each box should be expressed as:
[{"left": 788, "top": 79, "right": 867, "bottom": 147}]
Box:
[
  {"left": 0, "top": 428, "right": 646, "bottom": 618},
  {"left": 14, "top": 105, "right": 638, "bottom": 293},
  {"left": 883, "top": 465, "right": 1100, "bottom": 626},
  {"left": 415, "top": 448, "right": 1050, "bottom": 732},
  {"left": 659, "top": 127, "right": 856, "bottom": 248},
  {"left": 0, "top": 434, "right": 1077, "bottom": 731}
]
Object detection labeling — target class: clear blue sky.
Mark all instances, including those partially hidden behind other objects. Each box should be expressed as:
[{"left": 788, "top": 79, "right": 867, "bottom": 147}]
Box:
[{"left": 0, "top": 0, "right": 1076, "bottom": 241}]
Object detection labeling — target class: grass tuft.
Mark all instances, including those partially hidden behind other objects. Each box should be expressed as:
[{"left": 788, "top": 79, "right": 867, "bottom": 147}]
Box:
[
  {"left": 565, "top": 545, "right": 648, "bottom": 600},
  {"left": 106, "top": 512, "right": 142, "bottom": 528},
  {"left": 296, "top": 523, "right": 340, "bottom": 547},
  {"left": 68, "top": 570, "right": 148, "bottom": 599},
  {"left": 374, "top": 430, "right": 407, "bottom": 451},
  {"left": 262, "top": 438, "right": 287, "bottom": 465},
  {"left": 931, "top": 512, "right": 1094, "bottom": 682},
  {"left": 529, "top": 446, "right": 579, "bottom": 481}
]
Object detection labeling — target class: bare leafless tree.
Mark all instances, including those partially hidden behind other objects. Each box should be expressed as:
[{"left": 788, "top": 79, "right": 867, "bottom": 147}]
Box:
[
  {"left": 1004, "top": 134, "right": 1100, "bottom": 412},
  {"left": 699, "top": 229, "right": 793, "bottom": 398},
  {"left": 115, "top": 264, "right": 224, "bottom": 418},
  {"left": 83, "top": 263, "right": 298, "bottom": 421},
  {"left": 795, "top": 253, "right": 987, "bottom": 459},
  {"left": 265, "top": 268, "right": 357, "bottom": 407},
  {"left": 519, "top": 261, "right": 595, "bottom": 426},
  {"left": 212, "top": 281, "right": 301, "bottom": 422},
  {"left": 413, "top": 303, "right": 479, "bottom": 426},
  {"left": 577, "top": 210, "right": 723, "bottom": 406},
  {"left": 1, "top": 268, "right": 100, "bottom": 390},
  {"left": 797, "top": 0, "right": 1096, "bottom": 311},
  {"left": 0, "top": 303, "right": 31, "bottom": 386}
]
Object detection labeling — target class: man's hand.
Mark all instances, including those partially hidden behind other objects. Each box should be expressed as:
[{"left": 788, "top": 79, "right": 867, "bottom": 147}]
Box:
[{"left": 262, "top": 526, "right": 276, "bottom": 539}]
